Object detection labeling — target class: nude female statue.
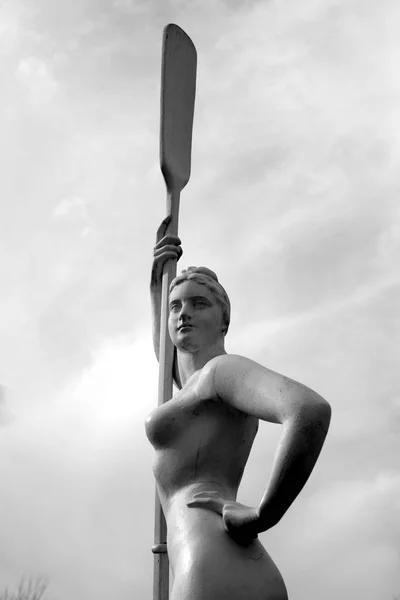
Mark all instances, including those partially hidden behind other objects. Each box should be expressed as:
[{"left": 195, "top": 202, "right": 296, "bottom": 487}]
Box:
[{"left": 145, "top": 216, "right": 331, "bottom": 600}]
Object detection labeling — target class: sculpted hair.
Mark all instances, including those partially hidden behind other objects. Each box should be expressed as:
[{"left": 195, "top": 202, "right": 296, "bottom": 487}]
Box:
[{"left": 169, "top": 266, "right": 231, "bottom": 335}]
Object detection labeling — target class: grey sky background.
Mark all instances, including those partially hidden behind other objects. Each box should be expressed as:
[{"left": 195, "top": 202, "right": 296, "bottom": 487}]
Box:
[{"left": 1, "top": 0, "right": 399, "bottom": 598}]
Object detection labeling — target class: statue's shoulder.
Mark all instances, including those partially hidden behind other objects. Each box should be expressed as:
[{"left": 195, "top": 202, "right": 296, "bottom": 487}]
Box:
[
  {"left": 201, "top": 353, "right": 250, "bottom": 377},
  {"left": 206, "top": 353, "right": 293, "bottom": 399},
  {"left": 189, "top": 355, "right": 240, "bottom": 401},
  {"left": 198, "top": 354, "right": 269, "bottom": 399},
  {"left": 207, "top": 353, "right": 268, "bottom": 376}
]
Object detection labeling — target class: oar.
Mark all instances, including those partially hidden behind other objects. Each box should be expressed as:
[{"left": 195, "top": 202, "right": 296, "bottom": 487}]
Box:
[{"left": 152, "top": 24, "right": 197, "bottom": 600}]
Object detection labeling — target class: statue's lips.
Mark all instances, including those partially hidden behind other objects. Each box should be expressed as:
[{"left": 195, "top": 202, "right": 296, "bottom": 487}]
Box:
[{"left": 178, "top": 325, "right": 194, "bottom": 332}]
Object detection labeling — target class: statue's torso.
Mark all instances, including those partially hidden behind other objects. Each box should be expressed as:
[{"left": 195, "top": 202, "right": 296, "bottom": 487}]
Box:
[
  {"left": 145, "top": 358, "right": 288, "bottom": 599},
  {"left": 145, "top": 361, "right": 259, "bottom": 507}
]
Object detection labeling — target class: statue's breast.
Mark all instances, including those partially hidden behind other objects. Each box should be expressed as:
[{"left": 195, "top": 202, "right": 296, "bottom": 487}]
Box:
[
  {"left": 145, "top": 397, "right": 187, "bottom": 449},
  {"left": 145, "top": 371, "right": 210, "bottom": 449}
]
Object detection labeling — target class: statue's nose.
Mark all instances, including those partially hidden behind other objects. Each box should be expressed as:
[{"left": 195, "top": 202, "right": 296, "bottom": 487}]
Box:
[{"left": 178, "top": 303, "right": 192, "bottom": 321}]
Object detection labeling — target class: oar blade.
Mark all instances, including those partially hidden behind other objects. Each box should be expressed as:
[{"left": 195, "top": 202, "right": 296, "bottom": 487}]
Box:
[{"left": 160, "top": 24, "right": 197, "bottom": 192}]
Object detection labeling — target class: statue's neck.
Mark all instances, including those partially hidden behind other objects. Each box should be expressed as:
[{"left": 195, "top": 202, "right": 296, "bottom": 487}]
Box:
[{"left": 177, "top": 343, "right": 226, "bottom": 388}]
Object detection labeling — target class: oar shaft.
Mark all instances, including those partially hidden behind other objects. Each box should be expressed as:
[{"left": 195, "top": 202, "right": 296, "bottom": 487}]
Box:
[
  {"left": 153, "top": 188, "right": 180, "bottom": 600},
  {"left": 152, "top": 491, "right": 168, "bottom": 600}
]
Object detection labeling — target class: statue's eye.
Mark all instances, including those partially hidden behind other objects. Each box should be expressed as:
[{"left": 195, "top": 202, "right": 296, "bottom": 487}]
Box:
[{"left": 194, "top": 300, "right": 207, "bottom": 307}]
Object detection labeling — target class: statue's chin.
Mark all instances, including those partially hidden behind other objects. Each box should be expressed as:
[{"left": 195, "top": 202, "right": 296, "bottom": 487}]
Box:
[
  {"left": 175, "top": 338, "right": 200, "bottom": 353},
  {"left": 172, "top": 330, "right": 224, "bottom": 354}
]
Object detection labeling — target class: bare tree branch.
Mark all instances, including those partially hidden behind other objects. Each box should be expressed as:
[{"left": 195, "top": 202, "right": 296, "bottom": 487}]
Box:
[{"left": 0, "top": 577, "right": 49, "bottom": 600}]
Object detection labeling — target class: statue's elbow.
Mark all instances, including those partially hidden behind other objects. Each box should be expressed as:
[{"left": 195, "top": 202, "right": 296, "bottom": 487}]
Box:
[
  {"left": 299, "top": 391, "right": 331, "bottom": 433},
  {"left": 312, "top": 395, "right": 331, "bottom": 433}
]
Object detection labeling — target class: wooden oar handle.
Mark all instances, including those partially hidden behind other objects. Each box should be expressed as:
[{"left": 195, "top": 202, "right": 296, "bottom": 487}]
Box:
[{"left": 165, "top": 188, "right": 180, "bottom": 236}]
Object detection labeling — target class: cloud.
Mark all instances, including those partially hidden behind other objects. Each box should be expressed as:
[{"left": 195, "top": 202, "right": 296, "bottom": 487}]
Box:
[
  {"left": 53, "top": 196, "right": 94, "bottom": 237},
  {"left": 53, "top": 196, "right": 88, "bottom": 220},
  {"left": 0, "top": 1, "right": 25, "bottom": 54},
  {"left": 0, "top": 335, "right": 157, "bottom": 598},
  {"left": 280, "top": 472, "right": 400, "bottom": 600},
  {"left": 15, "top": 57, "right": 58, "bottom": 104},
  {"left": 0, "top": 385, "right": 10, "bottom": 427},
  {"left": 176, "top": 0, "right": 400, "bottom": 324}
]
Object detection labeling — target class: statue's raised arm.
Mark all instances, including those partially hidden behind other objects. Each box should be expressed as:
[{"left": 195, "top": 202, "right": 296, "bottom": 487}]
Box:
[{"left": 150, "top": 215, "right": 183, "bottom": 388}]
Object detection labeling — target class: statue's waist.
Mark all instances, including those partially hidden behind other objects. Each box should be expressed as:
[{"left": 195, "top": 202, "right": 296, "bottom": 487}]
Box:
[
  {"left": 155, "top": 470, "right": 240, "bottom": 506},
  {"left": 161, "top": 481, "right": 236, "bottom": 552},
  {"left": 158, "top": 480, "right": 234, "bottom": 518}
]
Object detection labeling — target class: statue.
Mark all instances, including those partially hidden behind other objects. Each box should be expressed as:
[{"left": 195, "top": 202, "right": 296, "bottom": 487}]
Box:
[{"left": 145, "top": 216, "right": 332, "bottom": 599}]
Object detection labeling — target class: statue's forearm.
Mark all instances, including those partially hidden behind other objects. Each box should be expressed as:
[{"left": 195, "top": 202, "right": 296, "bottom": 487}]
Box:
[
  {"left": 257, "top": 402, "right": 331, "bottom": 531},
  {"left": 150, "top": 274, "right": 161, "bottom": 360},
  {"left": 150, "top": 271, "right": 182, "bottom": 389}
]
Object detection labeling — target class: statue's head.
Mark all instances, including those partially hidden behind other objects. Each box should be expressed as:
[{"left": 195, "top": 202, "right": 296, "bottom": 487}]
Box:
[{"left": 168, "top": 267, "right": 231, "bottom": 351}]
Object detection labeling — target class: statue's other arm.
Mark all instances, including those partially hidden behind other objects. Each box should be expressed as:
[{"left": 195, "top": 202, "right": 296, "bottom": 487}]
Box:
[
  {"left": 212, "top": 354, "right": 331, "bottom": 532},
  {"left": 151, "top": 216, "right": 183, "bottom": 389}
]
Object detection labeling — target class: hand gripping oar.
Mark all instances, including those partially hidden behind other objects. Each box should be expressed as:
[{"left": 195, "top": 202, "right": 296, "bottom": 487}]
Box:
[{"left": 152, "top": 24, "right": 197, "bottom": 600}]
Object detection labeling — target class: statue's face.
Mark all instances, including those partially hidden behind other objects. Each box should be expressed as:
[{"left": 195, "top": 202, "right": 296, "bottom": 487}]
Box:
[{"left": 168, "top": 280, "right": 224, "bottom": 351}]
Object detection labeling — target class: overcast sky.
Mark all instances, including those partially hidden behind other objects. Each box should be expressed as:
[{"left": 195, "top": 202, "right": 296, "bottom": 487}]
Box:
[{"left": 1, "top": 0, "right": 399, "bottom": 599}]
